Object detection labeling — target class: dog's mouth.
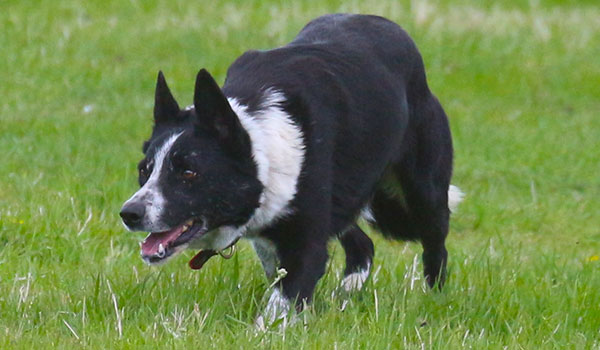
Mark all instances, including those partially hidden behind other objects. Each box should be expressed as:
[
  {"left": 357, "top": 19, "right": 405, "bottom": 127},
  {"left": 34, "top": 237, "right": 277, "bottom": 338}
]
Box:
[{"left": 140, "top": 218, "right": 208, "bottom": 264}]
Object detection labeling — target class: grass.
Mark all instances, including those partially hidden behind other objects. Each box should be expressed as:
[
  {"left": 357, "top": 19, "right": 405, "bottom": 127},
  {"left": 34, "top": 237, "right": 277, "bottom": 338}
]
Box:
[{"left": 1, "top": 0, "right": 599, "bottom": 348}]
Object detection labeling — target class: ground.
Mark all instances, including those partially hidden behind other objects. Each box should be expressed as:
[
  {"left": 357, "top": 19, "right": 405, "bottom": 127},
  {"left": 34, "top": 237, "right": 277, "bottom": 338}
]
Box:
[{"left": 1, "top": 0, "right": 599, "bottom": 348}]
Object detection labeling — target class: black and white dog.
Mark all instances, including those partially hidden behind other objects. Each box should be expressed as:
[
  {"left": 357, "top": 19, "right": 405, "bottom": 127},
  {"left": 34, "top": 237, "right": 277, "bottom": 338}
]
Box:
[{"left": 120, "top": 14, "right": 463, "bottom": 323}]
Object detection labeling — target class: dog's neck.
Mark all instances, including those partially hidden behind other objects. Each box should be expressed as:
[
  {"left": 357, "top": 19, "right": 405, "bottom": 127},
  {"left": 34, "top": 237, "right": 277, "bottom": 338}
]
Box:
[{"left": 227, "top": 90, "right": 305, "bottom": 234}]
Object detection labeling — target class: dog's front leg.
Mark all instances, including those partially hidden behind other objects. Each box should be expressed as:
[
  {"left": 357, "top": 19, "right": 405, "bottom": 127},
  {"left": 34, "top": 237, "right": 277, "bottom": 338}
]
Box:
[
  {"left": 256, "top": 235, "right": 329, "bottom": 328},
  {"left": 250, "top": 237, "right": 279, "bottom": 280}
]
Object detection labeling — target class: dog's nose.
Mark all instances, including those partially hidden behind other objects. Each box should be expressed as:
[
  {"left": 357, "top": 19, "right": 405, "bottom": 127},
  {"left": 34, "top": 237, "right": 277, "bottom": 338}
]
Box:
[{"left": 120, "top": 202, "right": 146, "bottom": 227}]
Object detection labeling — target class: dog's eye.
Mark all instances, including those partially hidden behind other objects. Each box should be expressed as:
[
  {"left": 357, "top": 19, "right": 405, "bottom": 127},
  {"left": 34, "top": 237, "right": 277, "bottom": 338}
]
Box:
[
  {"left": 137, "top": 163, "right": 152, "bottom": 186},
  {"left": 182, "top": 170, "right": 197, "bottom": 180},
  {"left": 138, "top": 160, "right": 153, "bottom": 179}
]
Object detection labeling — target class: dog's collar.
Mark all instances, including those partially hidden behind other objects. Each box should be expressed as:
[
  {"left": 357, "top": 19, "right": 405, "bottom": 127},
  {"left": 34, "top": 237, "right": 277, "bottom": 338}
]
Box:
[
  {"left": 188, "top": 237, "right": 240, "bottom": 270},
  {"left": 218, "top": 244, "right": 236, "bottom": 259}
]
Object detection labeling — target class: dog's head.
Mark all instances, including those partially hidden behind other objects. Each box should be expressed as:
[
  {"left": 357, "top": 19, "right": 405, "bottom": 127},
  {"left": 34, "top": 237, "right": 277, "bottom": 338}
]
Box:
[{"left": 120, "top": 70, "right": 263, "bottom": 265}]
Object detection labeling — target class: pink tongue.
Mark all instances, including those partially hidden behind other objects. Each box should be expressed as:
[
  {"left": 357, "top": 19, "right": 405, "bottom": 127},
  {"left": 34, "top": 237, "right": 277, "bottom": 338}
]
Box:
[{"left": 141, "top": 225, "right": 184, "bottom": 256}]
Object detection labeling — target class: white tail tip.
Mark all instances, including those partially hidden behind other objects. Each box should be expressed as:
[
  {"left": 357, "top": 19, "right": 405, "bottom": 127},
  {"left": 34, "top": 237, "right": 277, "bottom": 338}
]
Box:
[{"left": 448, "top": 185, "right": 465, "bottom": 213}]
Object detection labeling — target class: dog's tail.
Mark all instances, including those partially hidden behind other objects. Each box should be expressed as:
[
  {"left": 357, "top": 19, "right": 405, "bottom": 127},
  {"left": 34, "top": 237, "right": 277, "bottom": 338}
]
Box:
[
  {"left": 366, "top": 184, "right": 465, "bottom": 242},
  {"left": 448, "top": 185, "right": 464, "bottom": 213}
]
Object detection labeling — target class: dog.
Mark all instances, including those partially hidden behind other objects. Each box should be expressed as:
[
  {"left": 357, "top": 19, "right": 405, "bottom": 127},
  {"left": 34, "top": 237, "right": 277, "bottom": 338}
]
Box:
[{"left": 120, "top": 14, "right": 463, "bottom": 325}]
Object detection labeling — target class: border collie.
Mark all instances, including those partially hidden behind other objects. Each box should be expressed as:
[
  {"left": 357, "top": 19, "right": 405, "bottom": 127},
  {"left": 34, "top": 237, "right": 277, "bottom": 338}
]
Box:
[{"left": 120, "top": 14, "right": 463, "bottom": 325}]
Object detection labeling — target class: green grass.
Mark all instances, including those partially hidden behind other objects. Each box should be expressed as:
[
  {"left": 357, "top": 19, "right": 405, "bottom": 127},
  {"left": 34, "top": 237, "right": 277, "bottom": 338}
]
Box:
[{"left": 1, "top": 0, "right": 600, "bottom": 348}]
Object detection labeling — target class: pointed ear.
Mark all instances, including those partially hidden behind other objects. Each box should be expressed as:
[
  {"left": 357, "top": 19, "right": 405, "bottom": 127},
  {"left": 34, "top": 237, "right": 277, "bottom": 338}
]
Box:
[
  {"left": 154, "top": 71, "right": 180, "bottom": 123},
  {"left": 193, "top": 69, "right": 250, "bottom": 155}
]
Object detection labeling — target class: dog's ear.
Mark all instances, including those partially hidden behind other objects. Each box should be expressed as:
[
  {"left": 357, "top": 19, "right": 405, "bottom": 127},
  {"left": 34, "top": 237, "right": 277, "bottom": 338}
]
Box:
[
  {"left": 193, "top": 69, "right": 251, "bottom": 157},
  {"left": 154, "top": 71, "right": 180, "bottom": 123}
]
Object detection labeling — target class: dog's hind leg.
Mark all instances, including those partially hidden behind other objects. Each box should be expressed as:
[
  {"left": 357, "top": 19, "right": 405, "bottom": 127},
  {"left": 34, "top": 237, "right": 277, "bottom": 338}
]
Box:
[
  {"left": 412, "top": 95, "right": 456, "bottom": 289},
  {"left": 371, "top": 93, "right": 456, "bottom": 289},
  {"left": 415, "top": 198, "right": 450, "bottom": 289},
  {"left": 407, "top": 94, "right": 455, "bottom": 289},
  {"left": 372, "top": 173, "right": 451, "bottom": 289},
  {"left": 338, "top": 223, "right": 374, "bottom": 291}
]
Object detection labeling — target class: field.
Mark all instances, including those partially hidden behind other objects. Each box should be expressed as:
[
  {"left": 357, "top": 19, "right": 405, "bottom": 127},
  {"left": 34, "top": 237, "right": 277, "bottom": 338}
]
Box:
[{"left": 1, "top": 0, "right": 599, "bottom": 348}]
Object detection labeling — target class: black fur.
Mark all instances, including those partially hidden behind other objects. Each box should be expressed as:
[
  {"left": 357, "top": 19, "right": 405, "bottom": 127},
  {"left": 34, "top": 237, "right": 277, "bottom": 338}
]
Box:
[
  {"left": 122, "top": 14, "right": 457, "bottom": 310},
  {"left": 338, "top": 224, "right": 375, "bottom": 276},
  {"left": 224, "top": 14, "right": 454, "bottom": 302},
  {"left": 130, "top": 72, "right": 264, "bottom": 233}
]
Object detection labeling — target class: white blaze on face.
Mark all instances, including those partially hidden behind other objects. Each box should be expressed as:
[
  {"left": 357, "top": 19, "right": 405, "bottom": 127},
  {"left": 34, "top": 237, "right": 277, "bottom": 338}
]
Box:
[{"left": 123, "top": 132, "right": 183, "bottom": 232}]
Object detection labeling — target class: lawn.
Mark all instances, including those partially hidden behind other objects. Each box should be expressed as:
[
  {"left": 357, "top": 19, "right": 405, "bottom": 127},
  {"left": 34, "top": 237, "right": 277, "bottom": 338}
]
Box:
[{"left": 1, "top": 0, "right": 599, "bottom": 348}]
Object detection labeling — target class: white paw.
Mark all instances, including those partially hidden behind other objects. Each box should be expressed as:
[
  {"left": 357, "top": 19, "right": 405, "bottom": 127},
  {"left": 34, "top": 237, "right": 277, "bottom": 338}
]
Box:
[
  {"left": 340, "top": 264, "right": 371, "bottom": 292},
  {"left": 254, "top": 288, "right": 292, "bottom": 331}
]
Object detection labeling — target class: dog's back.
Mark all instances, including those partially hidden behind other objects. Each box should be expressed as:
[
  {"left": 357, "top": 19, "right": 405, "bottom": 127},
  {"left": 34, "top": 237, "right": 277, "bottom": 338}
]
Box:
[
  {"left": 224, "top": 16, "right": 450, "bottom": 224},
  {"left": 222, "top": 15, "right": 458, "bottom": 298}
]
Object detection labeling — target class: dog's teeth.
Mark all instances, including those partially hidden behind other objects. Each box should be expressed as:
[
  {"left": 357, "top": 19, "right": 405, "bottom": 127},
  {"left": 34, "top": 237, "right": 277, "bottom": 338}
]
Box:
[
  {"left": 182, "top": 225, "right": 189, "bottom": 232},
  {"left": 157, "top": 244, "right": 166, "bottom": 258}
]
